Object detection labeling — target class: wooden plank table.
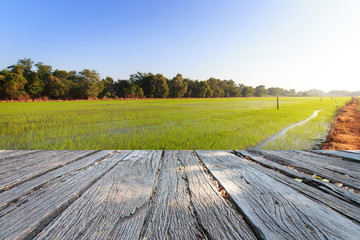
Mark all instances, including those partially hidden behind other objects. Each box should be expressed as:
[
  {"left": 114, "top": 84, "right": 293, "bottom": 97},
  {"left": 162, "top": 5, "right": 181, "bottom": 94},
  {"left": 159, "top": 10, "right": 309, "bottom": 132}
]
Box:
[{"left": 0, "top": 150, "right": 359, "bottom": 240}]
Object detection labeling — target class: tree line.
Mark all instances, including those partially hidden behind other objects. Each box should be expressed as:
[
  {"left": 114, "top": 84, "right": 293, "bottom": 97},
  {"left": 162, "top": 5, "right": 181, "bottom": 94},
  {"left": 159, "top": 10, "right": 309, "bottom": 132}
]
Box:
[{"left": 1, "top": 58, "right": 307, "bottom": 100}]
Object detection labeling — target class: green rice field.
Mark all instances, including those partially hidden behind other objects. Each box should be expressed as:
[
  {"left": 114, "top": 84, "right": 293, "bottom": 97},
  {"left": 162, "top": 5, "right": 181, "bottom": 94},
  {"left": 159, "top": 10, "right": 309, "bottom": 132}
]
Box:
[{"left": 0, "top": 97, "right": 350, "bottom": 150}]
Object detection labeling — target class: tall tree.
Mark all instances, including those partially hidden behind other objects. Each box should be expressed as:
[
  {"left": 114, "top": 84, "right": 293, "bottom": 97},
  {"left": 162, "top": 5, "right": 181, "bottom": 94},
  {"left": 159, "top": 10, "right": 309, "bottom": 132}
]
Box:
[
  {"left": 114, "top": 80, "right": 131, "bottom": 98},
  {"left": 190, "top": 80, "right": 211, "bottom": 98},
  {"left": 99, "top": 77, "right": 116, "bottom": 98},
  {"left": 268, "top": 87, "right": 281, "bottom": 96},
  {"left": 130, "top": 72, "right": 151, "bottom": 97},
  {"left": 17, "top": 58, "right": 33, "bottom": 72},
  {"left": 207, "top": 78, "right": 224, "bottom": 97},
  {"left": 114, "top": 80, "right": 144, "bottom": 98},
  {"left": 124, "top": 83, "right": 144, "bottom": 98},
  {"left": 46, "top": 75, "right": 69, "bottom": 99},
  {"left": 184, "top": 79, "right": 195, "bottom": 97},
  {"left": 168, "top": 73, "right": 187, "bottom": 98},
  {"left": 36, "top": 62, "right": 53, "bottom": 81},
  {"left": 223, "top": 80, "right": 240, "bottom": 97},
  {"left": 132, "top": 72, "right": 168, "bottom": 98},
  {"left": 254, "top": 85, "right": 267, "bottom": 97},
  {"left": 0, "top": 69, "right": 27, "bottom": 99},
  {"left": 241, "top": 86, "right": 254, "bottom": 97},
  {"left": 150, "top": 73, "right": 169, "bottom": 98},
  {"left": 42, "top": 69, "right": 71, "bottom": 99},
  {"left": 78, "top": 69, "right": 104, "bottom": 98},
  {"left": 26, "top": 73, "right": 44, "bottom": 98}
]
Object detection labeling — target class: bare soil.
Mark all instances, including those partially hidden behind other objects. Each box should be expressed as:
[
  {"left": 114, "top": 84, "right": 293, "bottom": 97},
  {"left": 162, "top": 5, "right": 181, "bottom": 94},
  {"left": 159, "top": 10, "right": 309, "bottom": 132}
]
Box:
[{"left": 322, "top": 97, "right": 360, "bottom": 150}]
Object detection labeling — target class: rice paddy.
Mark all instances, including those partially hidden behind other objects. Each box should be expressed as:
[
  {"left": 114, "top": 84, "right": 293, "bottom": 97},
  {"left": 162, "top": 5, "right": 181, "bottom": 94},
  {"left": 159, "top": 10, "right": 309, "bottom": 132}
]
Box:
[{"left": 0, "top": 97, "right": 350, "bottom": 149}]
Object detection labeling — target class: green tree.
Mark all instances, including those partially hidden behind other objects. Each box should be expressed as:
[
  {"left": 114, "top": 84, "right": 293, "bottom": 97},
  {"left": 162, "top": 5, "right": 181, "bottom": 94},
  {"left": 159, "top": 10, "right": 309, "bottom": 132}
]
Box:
[
  {"left": 36, "top": 62, "right": 52, "bottom": 81},
  {"left": 223, "top": 80, "right": 240, "bottom": 97},
  {"left": 124, "top": 83, "right": 144, "bottom": 98},
  {"left": 130, "top": 72, "right": 152, "bottom": 97},
  {"left": 184, "top": 79, "right": 195, "bottom": 97},
  {"left": 254, "top": 85, "right": 267, "bottom": 97},
  {"left": 241, "top": 86, "right": 254, "bottom": 97},
  {"left": 17, "top": 58, "right": 33, "bottom": 72},
  {"left": 47, "top": 75, "right": 69, "bottom": 99},
  {"left": 26, "top": 73, "right": 44, "bottom": 98},
  {"left": 150, "top": 73, "right": 169, "bottom": 98},
  {"left": 168, "top": 73, "right": 188, "bottom": 98},
  {"left": 0, "top": 69, "right": 27, "bottom": 99},
  {"left": 78, "top": 69, "right": 104, "bottom": 98},
  {"left": 191, "top": 81, "right": 211, "bottom": 97},
  {"left": 14, "top": 58, "right": 45, "bottom": 99},
  {"left": 114, "top": 80, "right": 144, "bottom": 98},
  {"left": 132, "top": 72, "right": 168, "bottom": 98},
  {"left": 207, "top": 78, "right": 224, "bottom": 97},
  {"left": 99, "top": 77, "right": 116, "bottom": 98},
  {"left": 114, "top": 80, "right": 131, "bottom": 98},
  {"left": 268, "top": 87, "right": 281, "bottom": 96},
  {"left": 32, "top": 62, "right": 54, "bottom": 98}
]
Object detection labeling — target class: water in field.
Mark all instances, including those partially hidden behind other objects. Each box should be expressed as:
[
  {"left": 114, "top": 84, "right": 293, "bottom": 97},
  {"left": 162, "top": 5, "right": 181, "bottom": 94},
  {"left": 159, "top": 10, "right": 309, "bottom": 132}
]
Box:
[{"left": 255, "top": 109, "right": 321, "bottom": 149}]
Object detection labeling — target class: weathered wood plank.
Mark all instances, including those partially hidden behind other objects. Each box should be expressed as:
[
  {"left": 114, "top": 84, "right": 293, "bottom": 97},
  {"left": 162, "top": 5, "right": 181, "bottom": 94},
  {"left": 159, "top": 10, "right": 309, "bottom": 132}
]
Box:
[
  {"left": 0, "top": 150, "right": 54, "bottom": 169},
  {"left": 0, "top": 150, "right": 94, "bottom": 192},
  {"left": 180, "top": 151, "right": 257, "bottom": 240},
  {"left": 255, "top": 150, "right": 360, "bottom": 191},
  {"left": 139, "top": 150, "right": 205, "bottom": 239},
  {"left": 0, "top": 150, "right": 16, "bottom": 154},
  {"left": 315, "top": 150, "right": 360, "bottom": 162},
  {"left": 237, "top": 150, "right": 360, "bottom": 224},
  {"left": 0, "top": 151, "right": 69, "bottom": 188},
  {"left": 279, "top": 150, "right": 360, "bottom": 182},
  {"left": 342, "top": 150, "right": 360, "bottom": 154},
  {"left": 35, "top": 150, "right": 161, "bottom": 240},
  {"left": 0, "top": 150, "right": 114, "bottom": 210},
  {"left": 0, "top": 150, "right": 39, "bottom": 161},
  {"left": 141, "top": 151, "right": 257, "bottom": 239},
  {"left": 299, "top": 151, "right": 360, "bottom": 173},
  {"left": 196, "top": 150, "right": 360, "bottom": 240},
  {"left": 0, "top": 151, "right": 131, "bottom": 240}
]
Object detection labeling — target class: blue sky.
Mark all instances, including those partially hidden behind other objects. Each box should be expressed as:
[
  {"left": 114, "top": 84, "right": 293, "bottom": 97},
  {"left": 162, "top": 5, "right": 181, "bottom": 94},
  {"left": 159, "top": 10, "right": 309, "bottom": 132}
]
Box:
[{"left": 1, "top": 0, "right": 359, "bottom": 91}]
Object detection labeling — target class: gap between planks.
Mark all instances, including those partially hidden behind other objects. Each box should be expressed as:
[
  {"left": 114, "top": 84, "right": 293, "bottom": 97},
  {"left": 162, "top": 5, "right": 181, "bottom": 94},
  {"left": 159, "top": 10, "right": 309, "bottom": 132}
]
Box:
[
  {"left": 234, "top": 150, "right": 360, "bottom": 225},
  {"left": 195, "top": 150, "right": 360, "bottom": 240}
]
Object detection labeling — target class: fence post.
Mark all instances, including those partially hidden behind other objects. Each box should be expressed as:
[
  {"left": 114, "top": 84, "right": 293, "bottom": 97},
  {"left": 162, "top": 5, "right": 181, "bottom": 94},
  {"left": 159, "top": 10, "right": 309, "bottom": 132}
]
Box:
[{"left": 277, "top": 97, "right": 279, "bottom": 109}]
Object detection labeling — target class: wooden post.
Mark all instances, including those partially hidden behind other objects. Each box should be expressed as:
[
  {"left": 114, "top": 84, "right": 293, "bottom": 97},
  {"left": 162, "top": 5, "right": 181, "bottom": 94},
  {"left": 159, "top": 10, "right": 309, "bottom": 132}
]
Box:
[{"left": 277, "top": 97, "right": 279, "bottom": 109}]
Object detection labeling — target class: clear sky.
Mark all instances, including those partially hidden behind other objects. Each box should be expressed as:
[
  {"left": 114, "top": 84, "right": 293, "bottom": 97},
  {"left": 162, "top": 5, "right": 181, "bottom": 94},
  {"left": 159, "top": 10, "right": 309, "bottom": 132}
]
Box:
[{"left": 1, "top": 0, "right": 359, "bottom": 92}]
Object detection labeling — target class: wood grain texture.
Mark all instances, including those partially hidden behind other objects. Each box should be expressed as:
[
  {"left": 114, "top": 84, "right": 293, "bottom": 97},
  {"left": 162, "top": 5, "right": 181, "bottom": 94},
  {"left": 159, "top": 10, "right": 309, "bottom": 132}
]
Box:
[
  {"left": 0, "top": 150, "right": 114, "bottom": 210},
  {"left": 143, "top": 150, "right": 205, "bottom": 239},
  {"left": 315, "top": 150, "right": 360, "bottom": 162},
  {"left": 0, "top": 151, "right": 131, "bottom": 240},
  {"left": 299, "top": 151, "right": 360, "bottom": 173},
  {"left": 0, "top": 150, "right": 94, "bottom": 192},
  {"left": 238, "top": 150, "right": 360, "bottom": 207},
  {"left": 35, "top": 150, "right": 161, "bottom": 240},
  {"left": 196, "top": 150, "right": 360, "bottom": 240},
  {"left": 343, "top": 150, "right": 360, "bottom": 154},
  {"left": 237, "top": 150, "right": 360, "bottom": 224},
  {"left": 254, "top": 150, "right": 360, "bottom": 191},
  {"left": 180, "top": 150, "right": 257, "bottom": 240},
  {"left": 0, "top": 150, "right": 39, "bottom": 161},
  {"left": 0, "top": 151, "right": 55, "bottom": 170}
]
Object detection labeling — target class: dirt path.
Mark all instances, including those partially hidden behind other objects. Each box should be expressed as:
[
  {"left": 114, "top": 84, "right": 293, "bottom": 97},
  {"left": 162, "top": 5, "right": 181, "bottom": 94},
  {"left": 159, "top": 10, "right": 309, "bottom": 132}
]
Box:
[
  {"left": 254, "top": 109, "right": 321, "bottom": 149},
  {"left": 322, "top": 97, "right": 360, "bottom": 150}
]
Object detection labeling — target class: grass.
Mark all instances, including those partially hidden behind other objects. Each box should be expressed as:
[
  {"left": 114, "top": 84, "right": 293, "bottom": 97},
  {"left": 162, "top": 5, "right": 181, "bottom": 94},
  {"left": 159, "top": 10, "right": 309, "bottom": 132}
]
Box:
[{"left": 0, "top": 97, "right": 350, "bottom": 149}]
